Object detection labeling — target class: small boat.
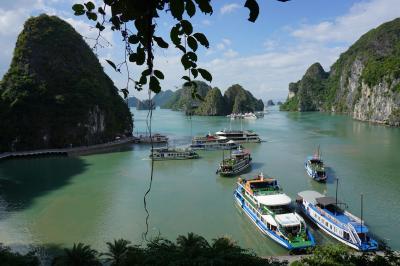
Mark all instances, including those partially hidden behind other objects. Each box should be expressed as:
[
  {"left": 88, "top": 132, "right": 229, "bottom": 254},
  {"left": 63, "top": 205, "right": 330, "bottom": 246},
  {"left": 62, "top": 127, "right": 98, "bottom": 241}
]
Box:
[
  {"left": 216, "top": 147, "right": 251, "bottom": 176},
  {"left": 305, "top": 145, "right": 327, "bottom": 182},
  {"left": 234, "top": 173, "right": 315, "bottom": 250},
  {"left": 190, "top": 135, "right": 239, "bottom": 150},
  {"left": 138, "top": 133, "right": 168, "bottom": 143},
  {"left": 150, "top": 147, "right": 199, "bottom": 160},
  {"left": 255, "top": 111, "right": 264, "bottom": 118},
  {"left": 296, "top": 188, "right": 378, "bottom": 251},
  {"left": 215, "top": 130, "right": 261, "bottom": 143},
  {"left": 243, "top": 112, "right": 257, "bottom": 120}
]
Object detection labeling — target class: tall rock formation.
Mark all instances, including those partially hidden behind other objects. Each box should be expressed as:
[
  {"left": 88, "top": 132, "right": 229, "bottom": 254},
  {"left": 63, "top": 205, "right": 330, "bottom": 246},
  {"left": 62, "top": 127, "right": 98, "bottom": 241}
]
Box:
[
  {"left": 194, "top": 88, "right": 228, "bottom": 116},
  {"left": 224, "top": 84, "right": 264, "bottom": 113},
  {"left": 0, "top": 15, "right": 132, "bottom": 151},
  {"left": 281, "top": 18, "right": 400, "bottom": 126}
]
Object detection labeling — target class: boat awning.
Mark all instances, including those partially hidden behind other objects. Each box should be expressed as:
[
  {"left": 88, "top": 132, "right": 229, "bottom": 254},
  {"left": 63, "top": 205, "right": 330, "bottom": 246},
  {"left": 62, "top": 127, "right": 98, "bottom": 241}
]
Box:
[
  {"left": 255, "top": 193, "right": 291, "bottom": 206},
  {"left": 262, "top": 214, "right": 277, "bottom": 227},
  {"left": 297, "top": 190, "right": 324, "bottom": 205},
  {"left": 275, "top": 213, "right": 300, "bottom": 227},
  {"left": 227, "top": 140, "right": 235, "bottom": 143},
  {"left": 316, "top": 196, "right": 340, "bottom": 207}
]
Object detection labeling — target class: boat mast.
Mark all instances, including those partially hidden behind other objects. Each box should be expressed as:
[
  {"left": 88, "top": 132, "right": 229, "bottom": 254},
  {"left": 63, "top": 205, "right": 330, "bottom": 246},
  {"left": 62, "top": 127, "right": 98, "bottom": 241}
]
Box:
[
  {"left": 361, "top": 193, "right": 364, "bottom": 241},
  {"left": 335, "top": 178, "right": 339, "bottom": 206}
]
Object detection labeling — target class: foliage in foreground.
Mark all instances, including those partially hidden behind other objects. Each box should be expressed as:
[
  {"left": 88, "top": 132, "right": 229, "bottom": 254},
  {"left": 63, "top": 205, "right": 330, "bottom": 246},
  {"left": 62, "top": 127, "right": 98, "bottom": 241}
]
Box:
[{"left": 2, "top": 236, "right": 400, "bottom": 266}]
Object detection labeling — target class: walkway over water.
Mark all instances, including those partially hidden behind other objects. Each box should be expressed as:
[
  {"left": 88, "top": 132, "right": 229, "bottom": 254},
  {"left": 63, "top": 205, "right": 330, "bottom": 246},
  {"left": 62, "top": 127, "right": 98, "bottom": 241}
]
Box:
[{"left": 0, "top": 137, "right": 136, "bottom": 161}]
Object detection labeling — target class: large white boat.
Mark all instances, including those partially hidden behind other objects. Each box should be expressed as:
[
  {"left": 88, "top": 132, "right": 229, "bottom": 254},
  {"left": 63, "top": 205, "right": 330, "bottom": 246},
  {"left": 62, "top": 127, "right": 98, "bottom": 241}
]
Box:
[
  {"left": 243, "top": 112, "right": 257, "bottom": 120},
  {"left": 234, "top": 174, "right": 315, "bottom": 250},
  {"left": 190, "top": 135, "right": 239, "bottom": 150},
  {"left": 150, "top": 147, "right": 199, "bottom": 160},
  {"left": 216, "top": 147, "right": 251, "bottom": 176},
  {"left": 296, "top": 190, "right": 378, "bottom": 251},
  {"left": 215, "top": 130, "right": 261, "bottom": 143},
  {"left": 137, "top": 133, "right": 168, "bottom": 143}
]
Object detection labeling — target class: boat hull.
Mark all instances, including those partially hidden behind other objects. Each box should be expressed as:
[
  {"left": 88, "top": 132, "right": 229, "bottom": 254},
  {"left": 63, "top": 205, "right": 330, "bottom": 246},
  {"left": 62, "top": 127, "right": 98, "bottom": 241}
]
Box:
[
  {"left": 218, "top": 162, "right": 250, "bottom": 176},
  {"left": 234, "top": 190, "right": 315, "bottom": 250}
]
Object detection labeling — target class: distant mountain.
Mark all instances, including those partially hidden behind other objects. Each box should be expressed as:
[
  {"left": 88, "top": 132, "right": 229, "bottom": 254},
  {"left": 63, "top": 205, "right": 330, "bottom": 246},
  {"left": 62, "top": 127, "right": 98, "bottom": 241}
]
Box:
[
  {"left": 281, "top": 18, "right": 400, "bottom": 126},
  {"left": 0, "top": 15, "right": 132, "bottom": 152},
  {"left": 153, "top": 90, "right": 174, "bottom": 107},
  {"left": 127, "top": 96, "right": 141, "bottom": 108},
  {"left": 266, "top": 100, "right": 275, "bottom": 106},
  {"left": 137, "top": 99, "right": 155, "bottom": 110},
  {"left": 162, "top": 82, "right": 264, "bottom": 116}
]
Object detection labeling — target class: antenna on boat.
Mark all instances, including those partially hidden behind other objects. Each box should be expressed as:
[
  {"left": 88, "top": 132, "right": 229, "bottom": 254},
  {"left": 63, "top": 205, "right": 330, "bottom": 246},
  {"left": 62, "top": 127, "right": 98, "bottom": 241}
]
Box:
[{"left": 335, "top": 177, "right": 339, "bottom": 206}]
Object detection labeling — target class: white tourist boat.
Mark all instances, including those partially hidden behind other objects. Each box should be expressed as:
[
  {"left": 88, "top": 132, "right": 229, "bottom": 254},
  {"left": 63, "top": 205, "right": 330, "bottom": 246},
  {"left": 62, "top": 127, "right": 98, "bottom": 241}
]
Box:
[
  {"left": 137, "top": 133, "right": 168, "bottom": 143},
  {"left": 190, "top": 135, "right": 239, "bottom": 150},
  {"left": 215, "top": 130, "right": 261, "bottom": 143},
  {"left": 150, "top": 147, "right": 199, "bottom": 160},
  {"left": 243, "top": 112, "right": 257, "bottom": 120},
  {"left": 296, "top": 190, "right": 378, "bottom": 251},
  {"left": 234, "top": 174, "right": 315, "bottom": 250}
]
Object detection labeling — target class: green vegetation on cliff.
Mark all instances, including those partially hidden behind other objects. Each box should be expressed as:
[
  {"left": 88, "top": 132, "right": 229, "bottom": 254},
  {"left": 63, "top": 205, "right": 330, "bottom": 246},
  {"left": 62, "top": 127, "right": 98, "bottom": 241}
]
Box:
[
  {"left": 153, "top": 89, "right": 174, "bottom": 107},
  {"left": 281, "top": 18, "right": 400, "bottom": 125},
  {"left": 163, "top": 82, "right": 264, "bottom": 115},
  {"left": 0, "top": 15, "right": 132, "bottom": 152}
]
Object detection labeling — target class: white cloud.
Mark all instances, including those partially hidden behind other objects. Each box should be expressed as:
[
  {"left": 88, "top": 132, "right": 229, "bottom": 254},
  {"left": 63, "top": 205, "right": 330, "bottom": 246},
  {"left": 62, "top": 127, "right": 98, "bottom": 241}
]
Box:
[
  {"left": 292, "top": 0, "right": 400, "bottom": 43},
  {"left": 220, "top": 3, "right": 240, "bottom": 15},
  {"left": 223, "top": 49, "right": 238, "bottom": 58},
  {"left": 201, "top": 19, "right": 211, "bottom": 26}
]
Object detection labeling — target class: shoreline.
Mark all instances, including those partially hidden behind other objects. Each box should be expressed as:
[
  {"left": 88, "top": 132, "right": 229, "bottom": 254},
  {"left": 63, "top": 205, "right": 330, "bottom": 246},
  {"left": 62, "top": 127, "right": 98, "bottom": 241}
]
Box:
[{"left": 0, "top": 137, "right": 137, "bottom": 161}]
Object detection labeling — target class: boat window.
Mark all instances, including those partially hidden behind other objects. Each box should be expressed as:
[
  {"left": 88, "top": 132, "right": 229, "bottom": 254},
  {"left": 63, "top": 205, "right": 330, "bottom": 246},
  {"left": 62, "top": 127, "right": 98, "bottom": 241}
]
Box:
[
  {"left": 343, "top": 231, "right": 350, "bottom": 240},
  {"left": 269, "top": 205, "right": 291, "bottom": 215},
  {"left": 282, "top": 225, "right": 300, "bottom": 235}
]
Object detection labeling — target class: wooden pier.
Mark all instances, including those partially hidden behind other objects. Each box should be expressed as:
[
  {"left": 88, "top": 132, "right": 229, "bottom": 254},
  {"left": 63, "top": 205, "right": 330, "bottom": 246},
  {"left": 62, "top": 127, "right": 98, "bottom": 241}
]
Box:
[{"left": 0, "top": 137, "right": 137, "bottom": 161}]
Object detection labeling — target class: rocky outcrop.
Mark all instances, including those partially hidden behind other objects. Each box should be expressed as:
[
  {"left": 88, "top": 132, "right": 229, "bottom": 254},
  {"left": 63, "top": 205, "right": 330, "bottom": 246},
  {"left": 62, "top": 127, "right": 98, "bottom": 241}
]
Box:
[
  {"left": 266, "top": 100, "right": 275, "bottom": 106},
  {"left": 194, "top": 88, "right": 228, "bottom": 116},
  {"left": 281, "top": 18, "right": 400, "bottom": 126},
  {"left": 137, "top": 99, "right": 155, "bottom": 110},
  {"left": 224, "top": 84, "right": 264, "bottom": 114},
  {"left": 153, "top": 90, "right": 174, "bottom": 107},
  {"left": 0, "top": 15, "right": 132, "bottom": 151}
]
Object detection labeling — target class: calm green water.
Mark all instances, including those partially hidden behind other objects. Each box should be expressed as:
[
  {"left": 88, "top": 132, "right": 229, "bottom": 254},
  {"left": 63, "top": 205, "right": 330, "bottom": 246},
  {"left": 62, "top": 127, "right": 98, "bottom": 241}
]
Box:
[{"left": 1, "top": 108, "right": 400, "bottom": 256}]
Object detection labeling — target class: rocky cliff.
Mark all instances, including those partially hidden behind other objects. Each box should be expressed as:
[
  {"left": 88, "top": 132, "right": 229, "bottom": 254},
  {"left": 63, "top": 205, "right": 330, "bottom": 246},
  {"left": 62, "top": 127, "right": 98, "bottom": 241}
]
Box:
[
  {"left": 0, "top": 15, "right": 132, "bottom": 152},
  {"left": 163, "top": 82, "right": 264, "bottom": 116},
  {"left": 153, "top": 90, "right": 174, "bottom": 107},
  {"left": 281, "top": 18, "right": 400, "bottom": 126}
]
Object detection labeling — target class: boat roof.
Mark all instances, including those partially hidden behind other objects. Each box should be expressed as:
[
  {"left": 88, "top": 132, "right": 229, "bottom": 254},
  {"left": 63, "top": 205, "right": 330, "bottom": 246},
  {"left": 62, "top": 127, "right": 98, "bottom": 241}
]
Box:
[
  {"left": 297, "top": 190, "right": 324, "bottom": 205},
  {"left": 226, "top": 140, "right": 236, "bottom": 143},
  {"left": 316, "top": 196, "right": 339, "bottom": 207},
  {"left": 255, "top": 193, "right": 291, "bottom": 206},
  {"left": 275, "top": 213, "right": 300, "bottom": 227}
]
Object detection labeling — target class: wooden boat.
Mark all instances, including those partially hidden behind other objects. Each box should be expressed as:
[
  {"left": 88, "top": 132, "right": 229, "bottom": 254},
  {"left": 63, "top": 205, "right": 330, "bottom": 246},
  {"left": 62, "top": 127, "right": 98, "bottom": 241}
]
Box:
[
  {"left": 190, "top": 135, "right": 239, "bottom": 150},
  {"left": 216, "top": 147, "right": 251, "bottom": 176},
  {"left": 305, "top": 145, "right": 327, "bottom": 182},
  {"left": 150, "top": 147, "right": 199, "bottom": 160},
  {"left": 234, "top": 173, "right": 315, "bottom": 250},
  {"left": 214, "top": 130, "right": 261, "bottom": 143}
]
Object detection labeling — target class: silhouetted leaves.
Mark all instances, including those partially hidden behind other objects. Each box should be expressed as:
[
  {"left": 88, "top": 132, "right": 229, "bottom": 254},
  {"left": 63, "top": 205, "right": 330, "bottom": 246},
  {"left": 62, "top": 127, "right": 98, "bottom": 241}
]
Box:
[
  {"left": 193, "top": 32, "right": 209, "bottom": 48},
  {"left": 198, "top": 68, "right": 212, "bottom": 82},
  {"left": 153, "top": 36, "right": 169, "bottom": 48},
  {"left": 244, "top": 0, "right": 259, "bottom": 22},
  {"left": 105, "top": 59, "right": 117, "bottom": 71}
]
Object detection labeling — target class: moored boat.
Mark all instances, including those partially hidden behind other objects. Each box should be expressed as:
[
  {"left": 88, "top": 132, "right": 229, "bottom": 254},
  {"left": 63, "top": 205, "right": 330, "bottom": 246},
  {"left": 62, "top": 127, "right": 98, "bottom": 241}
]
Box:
[
  {"left": 190, "top": 135, "right": 239, "bottom": 150},
  {"left": 296, "top": 190, "right": 378, "bottom": 251},
  {"left": 305, "top": 145, "right": 327, "bottom": 182},
  {"left": 216, "top": 147, "right": 251, "bottom": 176},
  {"left": 215, "top": 130, "right": 261, "bottom": 143},
  {"left": 243, "top": 112, "right": 257, "bottom": 120},
  {"left": 234, "top": 174, "right": 315, "bottom": 250},
  {"left": 150, "top": 147, "right": 199, "bottom": 160},
  {"left": 138, "top": 133, "right": 168, "bottom": 144}
]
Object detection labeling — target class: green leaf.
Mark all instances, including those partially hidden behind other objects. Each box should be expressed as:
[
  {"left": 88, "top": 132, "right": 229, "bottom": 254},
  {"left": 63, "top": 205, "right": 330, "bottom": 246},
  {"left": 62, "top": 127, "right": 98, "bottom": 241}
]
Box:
[
  {"left": 194, "top": 0, "right": 213, "bottom": 14},
  {"left": 181, "top": 55, "right": 191, "bottom": 70},
  {"left": 180, "top": 20, "right": 193, "bottom": 35},
  {"left": 185, "top": 0, "right": 196, "bottom": 17},
  {"left": 182, "top": 75, "right": 191, "bottom": 81},
  {"left": 129, "top": 53, "right": 137, "bottom": 62},
  {"left": 128, "top": 35, "right": 140, "bottom": 44},
  {"left": 170, "top": 26, "right": 181, "bottom": 46},
  {"left": 139, "top": 75, "right": 147, "bottom": 85},
  {"left": 187, "top": 36, "right": 198, "bottom": 51},
  {"left": 154, "top": 70, "right": 164, "bottom": 80},
  {"left": 170, "top": 0, "right": 184, "bottom": 20},
  {"left": 72, "top": 4, "right": 85, "bottom": 15},
  {"left": 176, "top": 44, "right": 186, "bottom": 53},
  {"left": 98, "top": 7, "right": 105, "bottom": 15},
  {"left": 150, "top": 76, "right": 161, "bottom": 93},
  {"left": 72, "top": 4, "right": 84, "bottom": 12},
  {"left": 142, "top": 69, "right": 152, "bottom": 76},
  {"left": 86, "top": 11, "right": 97, "bottom": 21},
  {"left": 193, "top": 33, "right": 209, "bottom": 48},
  {"left": 191, "top": 68, "right": 198, "bottom": 78},
  {"left": 197, "top": 68, "right": 212, "bottom": 82},
  {"left": 186, "top": 51, "right": 197, "bottom": 62},
  {"left": 105, "top": 60, "right": 117, "bottom": 71},
  {"left": 84, "top": 1, "right": 95, "bottom": 11},
  {"left": 96, "top": 22, "right": 105, "bottom": 31},
  {"left": 153, "top": 36, "right": 169, "bottom": 48},
  {"left": 244, "top": 0, "right": 259, "bottom": 22}
]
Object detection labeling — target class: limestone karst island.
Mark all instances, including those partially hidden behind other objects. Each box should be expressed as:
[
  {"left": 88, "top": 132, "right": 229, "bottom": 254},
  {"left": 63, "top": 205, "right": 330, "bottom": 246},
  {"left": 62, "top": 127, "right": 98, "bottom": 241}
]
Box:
[{"left": 0, "top": 1, "right": 399, "bottom": 265}]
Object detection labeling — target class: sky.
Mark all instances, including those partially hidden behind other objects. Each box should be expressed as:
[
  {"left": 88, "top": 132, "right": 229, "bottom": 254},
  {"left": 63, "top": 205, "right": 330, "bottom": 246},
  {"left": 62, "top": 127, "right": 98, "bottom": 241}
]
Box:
[{"left": 0, "top": 0, "right": 400, "bottom": 101}]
